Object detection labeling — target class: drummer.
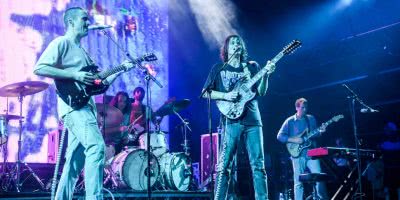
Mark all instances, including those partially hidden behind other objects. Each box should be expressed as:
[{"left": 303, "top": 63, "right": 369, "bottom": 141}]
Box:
[
  {"left": 107, "top": 91, "right": 131, "bottom": 153},
  {"left": 128, "top": 86, "right": 162, "bottom": 146}
]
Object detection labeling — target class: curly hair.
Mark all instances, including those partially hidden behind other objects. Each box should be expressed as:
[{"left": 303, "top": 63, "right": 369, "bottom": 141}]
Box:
[
  {"left": 220, "top": 35, "right": 249, "bottom": 62},
  {"left": 109, "top": 91, "right": 131, "bottom": 114}
]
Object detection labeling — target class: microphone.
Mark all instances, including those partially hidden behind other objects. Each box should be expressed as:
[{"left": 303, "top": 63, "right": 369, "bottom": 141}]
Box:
[
  {"left": 234, "top": 46, "right": 242, "bottom": 54},
  {"left": 88, "top": 25, "right": 112, "bottom": 30},
  {"left": 360, "top": 108, "right": 379, "bottom": 113}
]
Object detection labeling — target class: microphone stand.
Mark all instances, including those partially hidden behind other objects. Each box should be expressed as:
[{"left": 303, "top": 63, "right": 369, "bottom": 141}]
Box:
[
  {"left": 199, "top": 48, "right": 241, "bottom": 198},
  {"left": 101, "top": 30, "right": 163, "bottom": 199},
  {"left": 342, "top": 84, "right": 378, "bottom": 200}
]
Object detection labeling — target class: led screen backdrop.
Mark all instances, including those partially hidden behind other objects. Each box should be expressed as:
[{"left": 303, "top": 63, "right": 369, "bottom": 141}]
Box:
[{"left": 0, "top": 0, "right": 168, "bottom": 163}]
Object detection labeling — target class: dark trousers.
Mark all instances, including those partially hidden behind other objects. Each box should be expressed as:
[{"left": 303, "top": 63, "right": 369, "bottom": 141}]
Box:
[{"left": 214, "top": 123, "right": 269, "bottom": 200}]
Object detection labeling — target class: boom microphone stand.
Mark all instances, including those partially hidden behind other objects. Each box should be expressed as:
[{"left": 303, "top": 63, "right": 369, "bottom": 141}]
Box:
[
  {"left": 101, "top": 30, "right": 163, "bottom": 199},
  {"left": 342, "top": 84, "right": 379, "bottom": 200}
]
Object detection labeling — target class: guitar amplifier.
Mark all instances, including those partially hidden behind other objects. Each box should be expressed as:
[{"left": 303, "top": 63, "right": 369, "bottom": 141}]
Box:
[
  {"left": 47, "top": 129, "right": 67, "bottom": 164},
  {"left": 200, "top": 133, "right": 219, "bottom": 185},
  {"left": 47, "top": 129, "right": 60, "bottom": 164}
]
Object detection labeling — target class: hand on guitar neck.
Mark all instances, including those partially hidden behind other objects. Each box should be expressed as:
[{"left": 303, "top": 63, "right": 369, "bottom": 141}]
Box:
[
  {"left": 265, "top": 60, "right": 276, "bottom": 75},
  {"left": 288, "top": 125, "right": 327, "bottom": 144}
]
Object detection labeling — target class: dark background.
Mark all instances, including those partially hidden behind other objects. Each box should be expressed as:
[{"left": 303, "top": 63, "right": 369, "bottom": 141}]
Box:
[{"left": 168, "top": 0, "right": 400, "bottom": 198}]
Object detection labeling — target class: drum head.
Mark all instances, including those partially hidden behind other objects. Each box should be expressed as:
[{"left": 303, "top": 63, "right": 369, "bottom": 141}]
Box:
[
  {"left": 139, "top": 131, "right": 168, "bottom": 157},
  {"left": 162, "top": 153, "right": 191, "bottom": 191},
  {"left": 122, "top": 149, "right": 159, "bottom": 190},
  {"left": 171, "top": 153, "right": 191, "bottom": 191}
]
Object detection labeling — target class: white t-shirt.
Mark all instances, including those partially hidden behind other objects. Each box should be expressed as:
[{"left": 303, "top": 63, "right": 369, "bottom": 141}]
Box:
[{"left": 34, "top": 36, "right": 96, "bottom": 118}]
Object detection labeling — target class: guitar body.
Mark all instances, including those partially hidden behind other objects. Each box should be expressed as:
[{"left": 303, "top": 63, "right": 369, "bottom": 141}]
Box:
[
  {"left": 285, "top": 114, "right": 344, "bottom": 157},
  {"left": 216, "top": 78, "right": 256, "bottom": 119},
  {"left": 54, "top": 53, "right": 158, "bottom": 110},
  {"left": 55, "top": 65, "right": 109, "bottom": 110},
  {"left": 286, "top": 138, "right": 312, "bottom": 158},
  {"left": 215, "top": 40, "right": 302, "bottom": 120}
]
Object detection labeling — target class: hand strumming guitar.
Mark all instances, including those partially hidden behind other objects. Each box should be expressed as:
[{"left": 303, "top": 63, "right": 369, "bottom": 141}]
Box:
[
  {"left": 73, "top": 71, "right": 96, "bottom": 85},
  {"left": 288, "top": 136, "right": 304, "bottom": 144},
  {"left": 224, "top": 91, "right": 239, "bottom": 102}
]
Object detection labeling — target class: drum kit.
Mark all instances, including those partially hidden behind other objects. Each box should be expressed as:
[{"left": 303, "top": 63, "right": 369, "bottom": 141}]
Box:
[
  {"left": 0, "top": 80, "right": 194, "bottom": 192},
  {"left": 93, "top": 98, "right": 194, "bottom": 191},
  {"left": 0, "top": 81, "right": 49, "bottom": 192}
]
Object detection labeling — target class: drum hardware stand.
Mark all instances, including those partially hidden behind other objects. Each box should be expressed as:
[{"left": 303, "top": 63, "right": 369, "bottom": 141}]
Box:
[
  {"left": 1, "top": 98, "right": 9, "bottom": 189},
  {"left": 4, "top": 94, "right": 45, "bottom": 192},
  {"left": 342, "top": 84, "right": 379, "bottom": 200},
  {"left": 173, "top": 110, "right": 192, "bottom": 155},
  {"left": 103, "top": 167, "right": 118, "bottom": 189}
]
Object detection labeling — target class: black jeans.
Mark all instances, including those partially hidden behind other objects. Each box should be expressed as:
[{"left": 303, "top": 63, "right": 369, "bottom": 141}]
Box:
[{"left": 214, "top": 123, "right": 269, "bottom": 200}]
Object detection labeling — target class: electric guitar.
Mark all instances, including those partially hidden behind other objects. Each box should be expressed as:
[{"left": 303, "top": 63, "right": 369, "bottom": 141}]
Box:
[
  {"left": 286, "top": 114, "right": 344, "bottom": 158},
  {"left": 216, "top": 40, "right": 301, "bottom": 119},
  {"left": 55, "top": 53, "right": 157, "bottom": 109}
]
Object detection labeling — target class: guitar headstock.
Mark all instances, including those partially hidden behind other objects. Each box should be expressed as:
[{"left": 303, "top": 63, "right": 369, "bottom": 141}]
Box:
[
  {"left": 283, "top": 40, "right": 302, "bottom": 55},
  {"left": 141, "top": 53, "right": 158, "bottom": 62}
]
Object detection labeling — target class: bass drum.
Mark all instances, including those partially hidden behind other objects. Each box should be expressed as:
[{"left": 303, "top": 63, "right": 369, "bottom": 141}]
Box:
[
  {"left": 111, "top": 149, "right": 159, "bottom": 190},
  {"left": 158, "top": 152, "right": 192, "bottom": 191},
  {"left": 0, "top": 116, "right": 7, "bottom": 145}
]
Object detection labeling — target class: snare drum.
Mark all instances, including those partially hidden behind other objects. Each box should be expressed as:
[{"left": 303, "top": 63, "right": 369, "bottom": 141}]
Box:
[
  {"left": 110, "top": 149, "right": 159, "bottom": 190},
  {"left": 0, "top": 116, "right": 7, "bottom": 145},
  {"left": 139, "top": 131, "right": 168, "bottom": 157},
  {"left": 158, "top": 152, "right": 192, "bottom": 191}
]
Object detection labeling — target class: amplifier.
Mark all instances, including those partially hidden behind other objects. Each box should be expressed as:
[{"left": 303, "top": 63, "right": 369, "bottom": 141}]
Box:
[
  {"left": 200, "top": 133, "right": 219, "bottom": 185},
  {"left": 47, "top": 129, "right": 60, "bottom": 164}
]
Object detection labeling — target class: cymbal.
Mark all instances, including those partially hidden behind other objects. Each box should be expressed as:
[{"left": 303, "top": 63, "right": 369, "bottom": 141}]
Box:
[
  {"left": 0, "top": 114, "right": 24, "bottom": 120},
  {"left": 0, "top": 81, "right": 49, "bottom": 97},
  {"left": 155, "top": 99, "right": 191, "bottom": 117},
  {"left": 95, "top": 103, "right": 123, "bottom": 128}
]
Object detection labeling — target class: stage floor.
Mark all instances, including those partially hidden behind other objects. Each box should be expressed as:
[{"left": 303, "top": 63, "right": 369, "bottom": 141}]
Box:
[{"left": 0, "top": 190, "right": 212, "bottom": 199}]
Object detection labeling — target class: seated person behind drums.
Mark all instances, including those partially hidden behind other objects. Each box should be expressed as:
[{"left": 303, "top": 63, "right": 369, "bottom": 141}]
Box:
[
  {"left": 129, "top": 87, "right": 163, "bottom": 151},
  {"left": 107, "top": 91, "right": 132, "bottom": 153}
]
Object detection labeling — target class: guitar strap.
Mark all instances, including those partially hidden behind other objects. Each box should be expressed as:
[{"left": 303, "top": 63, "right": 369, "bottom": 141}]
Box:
[
  {"left": 304, "top": 114, "right": 310, "bottom": 132},
  {"left": 304, "top": 115, "right": 317, "bottom": 149}
]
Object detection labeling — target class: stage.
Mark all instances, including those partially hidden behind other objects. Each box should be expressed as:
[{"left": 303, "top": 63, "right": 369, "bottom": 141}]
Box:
[{"left": 0, "top": 190, "right": 211, "bottom": 200}]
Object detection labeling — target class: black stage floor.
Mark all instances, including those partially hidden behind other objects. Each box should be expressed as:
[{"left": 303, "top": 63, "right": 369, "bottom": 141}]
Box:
[{"left": 0, "top": 190, "right": 212, "bottom": 199}]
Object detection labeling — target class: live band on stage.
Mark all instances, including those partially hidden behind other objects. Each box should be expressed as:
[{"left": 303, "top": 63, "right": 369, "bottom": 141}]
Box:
[
  {"left": 0, "top": 5, "right": 397, "bottom": 200},
  {"left": 0, "top": 48, "right": 385, "bottom": 200}
]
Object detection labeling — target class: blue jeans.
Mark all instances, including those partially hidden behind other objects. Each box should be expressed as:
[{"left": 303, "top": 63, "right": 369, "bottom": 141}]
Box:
[
  {"left": 214, "top": 123, "right": 269, "bottom": 200},
  {"left": 56, "top": 106, "right": 105, "bottom": 200},
  {"left": 292, "top": 156, "right": 328, "bottom": 200}
]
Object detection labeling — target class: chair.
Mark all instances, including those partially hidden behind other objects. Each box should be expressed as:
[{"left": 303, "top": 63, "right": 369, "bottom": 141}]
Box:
[{"left": 299, "top": 173, "right": 331, "bottom": 200}]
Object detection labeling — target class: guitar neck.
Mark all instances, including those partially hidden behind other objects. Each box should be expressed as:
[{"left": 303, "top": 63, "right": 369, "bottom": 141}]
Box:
[
  {"left": 98, "top": 59, "right": 140, "bottom": 79},
  {"left": 304, "top": 119, "right": 335, "bottom": 141},
  {"left": 245, "top": 51, "right": 284, "bottom": 88}
]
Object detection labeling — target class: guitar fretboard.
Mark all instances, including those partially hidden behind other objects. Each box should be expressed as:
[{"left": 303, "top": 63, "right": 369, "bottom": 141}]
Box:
[
  {"left": 98, "top": 58, "right": 141, "bottom": 79},
  {"left": 245, "top": 51, "right": 284, "bottom": 88}
]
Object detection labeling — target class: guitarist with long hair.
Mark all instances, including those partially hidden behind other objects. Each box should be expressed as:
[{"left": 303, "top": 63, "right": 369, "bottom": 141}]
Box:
[
  {"left": 34, "top": 7, "right": 133, "bottom": 200},
  {"left": 202, "top": 35, "right": 275, "bottom": 200},
  {"left": 277, "top": 98, "right": 328, "bottom": 200}
]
